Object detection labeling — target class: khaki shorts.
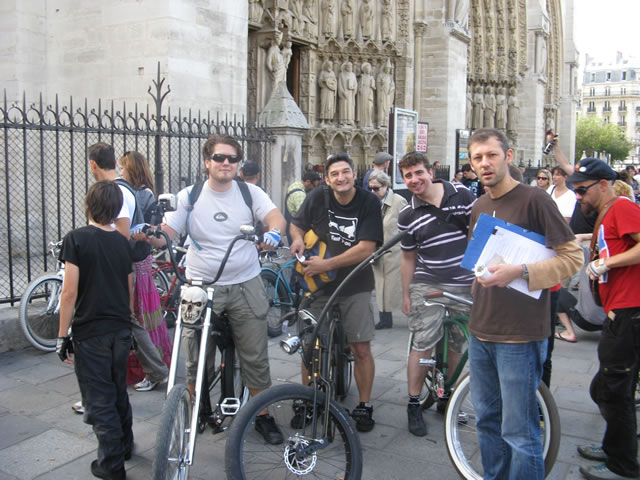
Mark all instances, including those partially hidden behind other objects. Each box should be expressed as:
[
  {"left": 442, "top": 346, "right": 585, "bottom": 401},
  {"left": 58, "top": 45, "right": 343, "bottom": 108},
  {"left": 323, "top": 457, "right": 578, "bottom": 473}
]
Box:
[
  {"left": 305, "top": 291, "right": 375, "bottom": 344},
  {"left": 408, "top": 283, "right": 471, "bottom": 353},
  {"left": 183, "top": 275, "right": 271, "bottom": 390}
]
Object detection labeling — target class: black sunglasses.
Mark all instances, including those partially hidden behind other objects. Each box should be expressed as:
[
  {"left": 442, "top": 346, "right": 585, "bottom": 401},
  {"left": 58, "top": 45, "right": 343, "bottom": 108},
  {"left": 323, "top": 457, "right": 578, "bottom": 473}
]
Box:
[
  {"left": 536, "top": 176, "right": 549, "bottom": 181},
  {"left": 210, "top": 154, "right": 241, "bottom": 163},
  {"left": 369, "top": 186, "right": 382, "bottom": 192},
  {"left": 574, "top": 181, "right": 600, "bottom": 196}
]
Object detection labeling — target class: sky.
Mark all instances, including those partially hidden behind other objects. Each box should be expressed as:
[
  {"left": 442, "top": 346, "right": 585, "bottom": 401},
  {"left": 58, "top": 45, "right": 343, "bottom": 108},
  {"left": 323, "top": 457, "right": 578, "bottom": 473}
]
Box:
[{"left": 574, "top": 0, "right": 640, "bottom": 63}]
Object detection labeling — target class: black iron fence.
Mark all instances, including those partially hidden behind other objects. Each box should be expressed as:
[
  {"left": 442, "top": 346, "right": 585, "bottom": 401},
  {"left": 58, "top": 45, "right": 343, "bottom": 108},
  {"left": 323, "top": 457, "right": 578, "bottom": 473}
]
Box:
[{"left": 0, "top": 69, "right": 272, "bottom": 304}]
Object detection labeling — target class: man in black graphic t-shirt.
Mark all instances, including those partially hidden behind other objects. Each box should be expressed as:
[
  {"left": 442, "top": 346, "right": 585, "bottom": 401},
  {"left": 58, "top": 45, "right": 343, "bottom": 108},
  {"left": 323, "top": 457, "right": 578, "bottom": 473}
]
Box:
[{"left": 290, "top": 152, "right": 383, "bottom": 432}]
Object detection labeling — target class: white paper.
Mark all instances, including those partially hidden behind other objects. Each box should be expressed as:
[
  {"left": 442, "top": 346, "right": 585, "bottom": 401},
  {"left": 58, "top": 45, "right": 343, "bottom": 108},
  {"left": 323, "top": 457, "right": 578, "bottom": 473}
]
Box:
[{"left": 475, "top": 226, "right": 556, "bottom": 299}]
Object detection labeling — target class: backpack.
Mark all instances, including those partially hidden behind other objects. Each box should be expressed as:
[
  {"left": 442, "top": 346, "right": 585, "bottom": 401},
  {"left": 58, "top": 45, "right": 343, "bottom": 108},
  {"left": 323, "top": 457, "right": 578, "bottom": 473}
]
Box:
[
  {"left": 185, "top": 179, "right": 255, "bottom": 251},
  {"left": 114, "top": 178, "right": 156, "bottom": 261}
]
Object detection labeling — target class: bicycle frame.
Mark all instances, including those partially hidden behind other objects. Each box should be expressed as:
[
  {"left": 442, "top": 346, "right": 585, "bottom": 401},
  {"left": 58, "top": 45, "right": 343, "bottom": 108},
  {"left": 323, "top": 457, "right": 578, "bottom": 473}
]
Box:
[{"left": 260, "top": 254, "right": 298, "bottom": 310}]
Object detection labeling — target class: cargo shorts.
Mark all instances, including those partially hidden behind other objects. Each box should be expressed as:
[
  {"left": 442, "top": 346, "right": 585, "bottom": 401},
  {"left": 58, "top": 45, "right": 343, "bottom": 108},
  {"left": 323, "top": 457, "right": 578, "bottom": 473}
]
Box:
[{"left": 408, "top": 283, "right": 472, "bottom": 353}]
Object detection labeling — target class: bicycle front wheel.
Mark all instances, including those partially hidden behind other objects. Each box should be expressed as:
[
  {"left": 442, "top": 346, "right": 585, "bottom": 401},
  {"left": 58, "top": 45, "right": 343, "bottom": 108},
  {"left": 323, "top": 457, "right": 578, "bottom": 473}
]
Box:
[
  {"left": 261, "top": 269, "right": 291, "bottom": 337},
  {"left": 19, "top": 274, "right": 63, "bottom": 351},
  {"left": 152, "top": 384, "right": 192, "bottom": 480},
  {"left": 444, "top": 373, "right": 560, "bottom": 479},
  {"left": 225, "top": 383, "right": 362, "bottom": 480},
  {"left": 331, "top": 319, "right": 353, "bottom": 401}
]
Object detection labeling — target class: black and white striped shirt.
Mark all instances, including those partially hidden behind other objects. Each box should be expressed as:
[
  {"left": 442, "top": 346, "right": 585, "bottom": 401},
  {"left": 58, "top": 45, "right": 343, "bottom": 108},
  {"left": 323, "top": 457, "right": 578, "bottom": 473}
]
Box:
[{"left": 398, "top": 181, "right": 476, "bottom": 287}]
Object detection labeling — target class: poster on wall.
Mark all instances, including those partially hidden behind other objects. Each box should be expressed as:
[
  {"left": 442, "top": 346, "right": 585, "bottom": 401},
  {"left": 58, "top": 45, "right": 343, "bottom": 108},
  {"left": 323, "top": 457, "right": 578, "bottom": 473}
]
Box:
[
  {"left": 456, "top": 129, "right": 472, "bottom": 171},
  {"left": 388, "top": 107, "right": 419, "bottom": 190},
  {"left": 416, "top": 122, "right": 429, "bottom": 152}
]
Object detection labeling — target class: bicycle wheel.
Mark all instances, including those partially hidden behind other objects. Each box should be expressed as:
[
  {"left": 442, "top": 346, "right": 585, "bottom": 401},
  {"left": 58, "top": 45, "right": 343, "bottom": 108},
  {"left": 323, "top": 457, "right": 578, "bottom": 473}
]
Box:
[
  {"left": 260, "top": 269, "right": 291, "bottom": 337},
  {"left": 153, "top": 268, "right": 170, "bottom": 298},
  {"left": 152, "top": 384, "right": 192, "bottom": 480},
  {"left": 152, "top": 268, "right": 177, "bottom": 328},
  {"left": 331, "top": 318, "right": 353, "bottom": 401},
  {"left": 225, "top": 383, "right": 362, "bottom": 480},
  {"left": 19, "top": 274, "right": 63, "bottom": 351},
  {"left": 444, "top": 373, "right": 560, "bottom": 479},
  {"left": 222, "top": 345, "right": 250, "bottom": 408}
]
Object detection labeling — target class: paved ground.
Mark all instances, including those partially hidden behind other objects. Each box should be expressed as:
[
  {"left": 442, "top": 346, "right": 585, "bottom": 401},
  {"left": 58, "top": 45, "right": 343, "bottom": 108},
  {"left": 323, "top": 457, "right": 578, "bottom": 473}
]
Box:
[{"left": 0, "top": 308, "right": 622, "bottom": 480}]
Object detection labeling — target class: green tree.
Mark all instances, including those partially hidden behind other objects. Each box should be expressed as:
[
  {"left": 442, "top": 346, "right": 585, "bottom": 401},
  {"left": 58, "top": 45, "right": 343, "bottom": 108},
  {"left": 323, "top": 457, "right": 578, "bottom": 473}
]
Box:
[{"left": 575, "top": 116, "right": 632, "bottom": 162}]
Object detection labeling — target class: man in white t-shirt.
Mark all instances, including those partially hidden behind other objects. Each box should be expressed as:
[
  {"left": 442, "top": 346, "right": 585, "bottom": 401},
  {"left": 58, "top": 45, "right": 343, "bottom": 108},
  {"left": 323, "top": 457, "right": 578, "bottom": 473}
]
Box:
[
  {"left": 88, "top": 143, "right": 170, "bottom": 389},
  {"left": 160, "top": 134, "right": 287, "bottom": 445}
]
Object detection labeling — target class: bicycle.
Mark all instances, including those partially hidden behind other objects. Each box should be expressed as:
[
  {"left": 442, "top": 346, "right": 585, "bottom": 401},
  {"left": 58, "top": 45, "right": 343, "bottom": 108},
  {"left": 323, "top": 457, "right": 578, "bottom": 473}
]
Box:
[
  {"left": 419, "top": 290, "right": 561, "bottom": 479},
  {"left": 152, "top": 244, "right": 187, "bottom": 328},
  {"left": 148, "top": 224, "right": 258, "bottom": 480},
  {"left": 18, "top": 240, "right": 64, "bottom": 351},
  {"left": 224, "top": 232, "right": 408, "bottom": 480},
  {"left": 259, "top": 248, "right": 298, "bottom": 337}
]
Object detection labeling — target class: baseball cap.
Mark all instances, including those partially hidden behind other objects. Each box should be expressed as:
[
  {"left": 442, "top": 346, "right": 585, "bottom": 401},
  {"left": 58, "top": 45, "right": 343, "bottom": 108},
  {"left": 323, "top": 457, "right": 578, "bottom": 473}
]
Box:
[
  {"left": 566, "top": 158, "right": 617, "bottom": 183},
  {"left": 373, "top": 152, "right": 393, "bottom": 165},
  {"left": 241, "top": 161, "right": 261, "bottom": 176}
]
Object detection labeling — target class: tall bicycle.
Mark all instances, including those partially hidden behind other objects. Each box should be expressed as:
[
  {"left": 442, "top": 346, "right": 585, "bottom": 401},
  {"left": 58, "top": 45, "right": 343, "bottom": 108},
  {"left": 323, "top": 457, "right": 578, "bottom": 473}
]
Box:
[
  {"left": 148, "top": 224, "right": 258, "bottom": 480},
  {"left": 259, "top": 248, "right": 298, "bottom": 337},
  {"left": 224, "top": 232, "right": 409, "bottom": 480},
  {"left": 18, "top": 240, "right": 64, "bottom": 351},
  {"left": 420, "top": 290, "right": 561, "bottom": 479}
]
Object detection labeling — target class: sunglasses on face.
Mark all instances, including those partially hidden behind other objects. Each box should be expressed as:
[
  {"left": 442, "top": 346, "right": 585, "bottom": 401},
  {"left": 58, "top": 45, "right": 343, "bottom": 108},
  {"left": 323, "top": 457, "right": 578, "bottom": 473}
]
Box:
[
  {"left": 369, "top": 186, "right": 382, "bottom": 192},
  {"left": 537, "top": 177, "right": 549, "bottom": 181},
  {"left": 574, "top": 181, "right": 599, "bottom": 196},
  {"left": 210, "top": 154, "right": 241, "bottom": 163}
]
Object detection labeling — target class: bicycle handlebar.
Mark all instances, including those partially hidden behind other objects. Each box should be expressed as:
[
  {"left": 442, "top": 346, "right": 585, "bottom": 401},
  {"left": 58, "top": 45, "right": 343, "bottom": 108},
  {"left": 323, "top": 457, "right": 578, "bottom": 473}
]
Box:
[{"left": 143, "top": 224, "right": 260, "bottom": 286}]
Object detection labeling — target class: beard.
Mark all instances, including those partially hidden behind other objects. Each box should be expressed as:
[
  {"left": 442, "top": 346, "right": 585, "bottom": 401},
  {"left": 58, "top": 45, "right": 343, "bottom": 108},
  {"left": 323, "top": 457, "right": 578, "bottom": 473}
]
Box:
[{"left": 579, "top": 201, "right": 596, "bottom": 217}]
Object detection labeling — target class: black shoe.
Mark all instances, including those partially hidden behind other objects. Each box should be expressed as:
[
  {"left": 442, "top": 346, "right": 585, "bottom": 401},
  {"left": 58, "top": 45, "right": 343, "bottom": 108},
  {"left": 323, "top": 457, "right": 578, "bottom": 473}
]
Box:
[
  {"left": 290, "top": 400, "right": 314, "bottom": 429},
  {"left": 267, "top": 325, "right": 282, "bottom": 338},
  {"left": 436, "top": 397, "right": 448, "bottom": 414},
  {"left": 91, "top": 460, "right": 126, "bottom": 480},
  {"left": 407, "top": 403, "right": 427, "bottom": 437},
  {"left": 578, "top": 444, "right": 607, "bottom": 461},
  {"left": 351, "top": 403, "right": 375, "bottom": 432},
  {"left": 374, "top": 320, "right": 392, "bottom": 330},
  {"left": 255, "top": 414, "right": 284, "bottom": 445}
]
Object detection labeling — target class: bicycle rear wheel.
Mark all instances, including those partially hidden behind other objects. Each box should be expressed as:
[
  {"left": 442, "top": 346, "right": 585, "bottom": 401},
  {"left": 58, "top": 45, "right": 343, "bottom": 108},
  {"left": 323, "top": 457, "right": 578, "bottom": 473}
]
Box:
[
  {"left": 152, "top": 384, "right": 192, "bottom": 480},
  {"left": 331, "top": 318, "right": 353, "bottom": 401},
  {"left": 443, "top": 373, "right": 560, "bottom": 479},
  {"left": 19, "top": 274, "right": 63, "bottom": 351},
  {"left": 225, "top": 383, "right": 362, "bottom": 480},
  {"left": 261, "top": 269, "right": 291, "bottom": 337}
]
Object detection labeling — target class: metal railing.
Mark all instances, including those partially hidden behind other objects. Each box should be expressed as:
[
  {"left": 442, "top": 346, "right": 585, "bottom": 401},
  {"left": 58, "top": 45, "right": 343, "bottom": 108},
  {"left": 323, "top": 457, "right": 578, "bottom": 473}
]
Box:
[{"left": 0, "top": 66, "right": 272, "bottom": 304}]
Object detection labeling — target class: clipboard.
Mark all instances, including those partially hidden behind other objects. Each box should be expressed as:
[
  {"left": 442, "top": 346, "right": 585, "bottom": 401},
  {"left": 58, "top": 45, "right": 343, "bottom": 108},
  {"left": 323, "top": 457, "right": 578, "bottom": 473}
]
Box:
[{"left": 461, "top": 214, "right": 555, "bottom": 299}]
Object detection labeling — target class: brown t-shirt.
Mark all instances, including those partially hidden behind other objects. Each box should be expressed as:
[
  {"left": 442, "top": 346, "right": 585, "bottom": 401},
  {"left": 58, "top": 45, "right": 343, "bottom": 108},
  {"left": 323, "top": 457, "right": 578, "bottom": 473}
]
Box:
[{"left": 468, "top": 184, "right": 575, "bottom": 342}]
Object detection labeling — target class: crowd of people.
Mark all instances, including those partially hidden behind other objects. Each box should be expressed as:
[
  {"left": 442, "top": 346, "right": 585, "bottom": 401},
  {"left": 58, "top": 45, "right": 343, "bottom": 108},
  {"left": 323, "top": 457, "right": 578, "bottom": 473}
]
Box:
[{"left": 53, "top": 130, "right": 640, "bottom": 480}]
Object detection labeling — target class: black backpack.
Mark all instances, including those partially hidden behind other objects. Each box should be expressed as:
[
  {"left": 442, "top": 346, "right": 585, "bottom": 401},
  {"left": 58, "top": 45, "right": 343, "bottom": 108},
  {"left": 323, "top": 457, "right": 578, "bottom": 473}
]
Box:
[{"left": 114, "top": 178, "right": 156, "bottom": 261}]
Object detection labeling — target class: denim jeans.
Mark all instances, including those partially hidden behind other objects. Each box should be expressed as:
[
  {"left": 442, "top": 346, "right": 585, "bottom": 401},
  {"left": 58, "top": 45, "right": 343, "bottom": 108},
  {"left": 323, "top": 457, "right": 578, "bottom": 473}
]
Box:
[
  {"left": 469, "top": 336, "right": 547, "bottom": 480},
  {"left": 74, "top": 328, "right": 133, "bottom": 472}
]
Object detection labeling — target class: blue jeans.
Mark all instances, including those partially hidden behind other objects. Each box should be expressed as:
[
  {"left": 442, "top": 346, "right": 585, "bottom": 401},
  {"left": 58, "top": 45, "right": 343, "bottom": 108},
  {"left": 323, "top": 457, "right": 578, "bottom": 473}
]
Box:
[{"left": 469, "top": 336, "right": 547, "bottom": 480}]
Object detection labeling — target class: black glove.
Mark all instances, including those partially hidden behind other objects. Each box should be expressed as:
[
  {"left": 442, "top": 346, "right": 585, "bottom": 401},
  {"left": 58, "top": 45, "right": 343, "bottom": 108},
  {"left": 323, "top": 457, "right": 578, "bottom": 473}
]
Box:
[{"left": 56, "top": 336, "right": 73, "bottom": 362}]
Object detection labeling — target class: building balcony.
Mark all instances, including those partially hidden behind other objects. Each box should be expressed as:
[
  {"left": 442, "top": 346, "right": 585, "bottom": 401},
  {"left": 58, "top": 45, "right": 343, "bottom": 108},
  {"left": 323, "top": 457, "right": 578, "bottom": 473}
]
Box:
[
  {"left": 619, "top": 106, "right": 627, "bottom": 112},
  {"left": 603, "top": 107, "right": 612, "bottom": 112},
  {"left": 587, "top": 108, "right": 596, "bottom": 113}
]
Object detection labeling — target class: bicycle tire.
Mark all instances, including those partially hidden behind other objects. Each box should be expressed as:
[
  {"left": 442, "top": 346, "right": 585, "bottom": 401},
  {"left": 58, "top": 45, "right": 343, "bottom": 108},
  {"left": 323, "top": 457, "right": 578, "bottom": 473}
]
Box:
[
  {"left": 260, "top": 269, "right": 291, "bottom": 337},
  {"left": 222, "top": 345, "right": 250, "bottom": 410},
  {"left": 152, "top": 267, "right": 170, "bottom": 299},
  {"left": 152, "top": 384, "right": 192, "bottom": 480},
  {"left": 225, "top": 383, "right": 362, "bottom": 480},
  {"left": 19, "top": 274, "right": 63, "bottom": 352},
  {"left": 152, "top": 267, "right": 178, "bottom": 328},
  {"left": 443, "top": 373, "right": 560, "bottom": 479},
  {"left": 331, "top": 318, "right": 353, "bottom": 401}
]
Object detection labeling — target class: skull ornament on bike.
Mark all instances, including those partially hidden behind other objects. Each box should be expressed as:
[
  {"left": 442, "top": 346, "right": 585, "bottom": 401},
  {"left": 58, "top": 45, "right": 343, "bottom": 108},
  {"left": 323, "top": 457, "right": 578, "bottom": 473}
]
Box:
[{"left": 181, "top": 287, "right": 208, "bottom": 324}]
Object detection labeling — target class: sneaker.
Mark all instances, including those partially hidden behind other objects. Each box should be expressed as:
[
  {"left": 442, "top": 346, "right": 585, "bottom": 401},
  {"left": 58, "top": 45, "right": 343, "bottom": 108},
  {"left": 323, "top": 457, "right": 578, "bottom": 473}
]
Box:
[
  {"left": 407, "top": 403, "right": 427, "bottom": 437},
  {"left": 456, "top": 411, "right": 469, "bottom": 425},
  {"left": 374, "top": 320, "right": 392, "bottom": 330},
  {"left": 90, "top": 459, "right": 126, "bottom": 480},
  {"left": 578, "top": 444, "right": 607, "bottom": 461},
  {"left": 72, "top": 401, "right": 84, "bottom": 415},
  {"left": 579, "top": 463, "right": 631, "bottom": 480},
  {"left": 254, "top": 414, "right": 284, "bottom": 445},
  {"left": 290, "top": 400, "right": 313, "bottom": 429},
  {"left": 134, "top": 375, "right": 168, "bottom": 392},
  {"left": 351, "top": 403, "right": 375, "bottom": 433}
]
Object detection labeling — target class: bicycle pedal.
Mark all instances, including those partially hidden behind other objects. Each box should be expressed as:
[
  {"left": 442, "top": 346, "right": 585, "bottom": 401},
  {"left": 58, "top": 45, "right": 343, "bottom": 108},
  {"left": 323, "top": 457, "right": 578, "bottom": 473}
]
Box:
[{"left": 219, "top": 397, "right": 241, "bottom": 416}]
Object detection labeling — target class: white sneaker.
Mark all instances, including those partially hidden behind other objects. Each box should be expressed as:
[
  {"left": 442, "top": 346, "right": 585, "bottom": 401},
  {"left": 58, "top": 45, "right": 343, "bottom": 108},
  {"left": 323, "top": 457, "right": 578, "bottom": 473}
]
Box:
[
  {"left": 134, "top": 377, "right": 158, "bottom": 392},
  {"left": 72, "top": 401, "right": 84, "bottom": 414}
]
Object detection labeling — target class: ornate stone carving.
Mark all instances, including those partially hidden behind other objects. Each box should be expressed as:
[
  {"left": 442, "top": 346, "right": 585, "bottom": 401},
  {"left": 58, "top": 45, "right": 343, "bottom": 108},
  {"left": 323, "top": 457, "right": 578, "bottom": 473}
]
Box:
[
  {"left": 249, "top": 0, "right": 264, "bottom": 24},
  {"left": 303, "top": 0, "right": 318, "bottom": 37},
  {"left": 495, "top": 86, "right": 506, "bottom": 129},
  {"left": 338, "top": 60, "right": 357, "bottom": 126},
  {"left": 318, "top": 59, "right": 338, "bottom": 124},
  {"left": 291, "top": 0, "right": 304, "bottom": 34},
  {"left": 266, "top": 30, "right": 287, "bottom": 87},
  {"left": 507, "top": 86, "right": 519, "bottom": 134},
  {"left": 466, "top": 84, "right": 473, "bottom": 128},
  {"left": 360, "top": 0, "right": 375, "bottom": 40},
  {"left": 483, "top": 85, "right": 496, "bottom": 127},
  {"left": 381, "top": 0, "right": 394, "bottom": 41},
  {"left": 472, "top": 85, "right": 484, "bottom": 128},
  {"left": 448, "top": 0, "right": 470, "bottom": 27},
  {"left": 357, "top": 62, "right": 375, "bottom": 129},
  {"left": 341, "top": 0, "right": 354, "bottom": 38},
  {"left": 376, "top": 59, "right": 395, "bottom": 127},
  {"left": 323, "top": 0, "right": 335, "bottom": 37}
]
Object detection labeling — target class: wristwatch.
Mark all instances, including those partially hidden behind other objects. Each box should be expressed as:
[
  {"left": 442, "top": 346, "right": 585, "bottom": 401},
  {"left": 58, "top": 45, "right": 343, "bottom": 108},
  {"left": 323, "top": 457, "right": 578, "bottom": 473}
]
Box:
[{"left": 521, "top": 264, "right": 529, "bottom": 281}]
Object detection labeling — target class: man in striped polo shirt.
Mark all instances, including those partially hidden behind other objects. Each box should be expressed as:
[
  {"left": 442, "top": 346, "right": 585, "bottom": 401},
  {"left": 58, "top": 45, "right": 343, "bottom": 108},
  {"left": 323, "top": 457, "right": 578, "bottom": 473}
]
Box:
[{"left": 397, "top": 152, "right": 476, "bottom": 437}]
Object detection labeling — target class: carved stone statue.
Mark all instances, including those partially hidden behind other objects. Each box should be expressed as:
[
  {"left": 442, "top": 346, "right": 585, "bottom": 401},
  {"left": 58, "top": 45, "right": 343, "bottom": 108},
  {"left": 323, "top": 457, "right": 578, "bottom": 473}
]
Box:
[
  {"left": 266, "top": 31, "right": 287, "bottom": 87},
  {"left": 303, "top": 0, "right": 317, "bottom": 36},
  {"left": 249, "top": 0, "right": 264, "bottom": 23},
  {"left": 357, "top": 62, "right": 375, "bottom": 129},
  {"left": 376, "top": 60, "right": 395, "bottom": 127},
  {"left": 323, "top": 0, "right": 335, "bottom": 37},
  {"left": 536, "top": 35, "right": 548, "bottom": 75},
  {"left": 359, "top": 0, "right": 374, "bottom": 40},
  {"left": 291, "top": 0, "right": 304, "bottom": 34},
  {"left": 448, "top": 0, "right": 470, "bottom": 27},
  {"left": 282, "top": 41, "right": 293, "bottom": 70},
  {"left": 318, "top": 59, "right": 337, "bottom": 124},
  {"left": 507, "top": 86, "right": 520, "bottom": 133},
  {"left": 465, "top": 85, "right": 473, "bottom": 129},
  {"left": 472, "top": 85, "right": 484, "bottom": 129},
  {"left": 483, "top": 86, "right": 496, "bottom": 128},
  {"left": 495, "top": 86, "right": 507, "bottom": 130},
  {"left": 341, "top": 0, "right": 354, "bottom": 38},
  {"left": 338, "top": 61, "right": 357, "bottom": 126},
  {"left": 381, "top": 0, "right": 394, "bottom": 41}
]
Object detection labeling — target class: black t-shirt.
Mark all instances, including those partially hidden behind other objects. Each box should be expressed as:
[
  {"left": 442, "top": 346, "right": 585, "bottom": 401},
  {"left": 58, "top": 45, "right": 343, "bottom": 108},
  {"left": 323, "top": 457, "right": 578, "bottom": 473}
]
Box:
[
  {"left": 59, "top": 226, "right": 132, "bottom": 340},
  {"left": 292, "top": 186, "right": 384, "bottom": 295},
  {"left": 569, "top": 201, "right": 597, "bottom": 234},
  {"left": 463, "top": 177, "right": 484, "bottom": 198}
]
